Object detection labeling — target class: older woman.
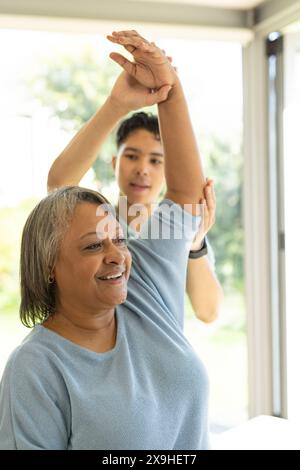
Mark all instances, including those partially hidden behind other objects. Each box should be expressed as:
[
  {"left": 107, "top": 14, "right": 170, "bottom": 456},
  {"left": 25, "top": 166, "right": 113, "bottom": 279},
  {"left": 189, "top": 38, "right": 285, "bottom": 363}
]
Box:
[{"left": 0, "top": 30, "right": 209, "bottom": 450}]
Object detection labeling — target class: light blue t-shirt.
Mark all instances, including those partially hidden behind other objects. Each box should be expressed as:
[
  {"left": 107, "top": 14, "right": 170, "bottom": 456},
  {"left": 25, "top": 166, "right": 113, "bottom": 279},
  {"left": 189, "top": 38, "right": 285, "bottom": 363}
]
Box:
[
  {"left": 120, "top": 207, "right": 216, "bottom": 268},
  {"left": 0, "top": 199, "right": 209, "bottom": 450}
]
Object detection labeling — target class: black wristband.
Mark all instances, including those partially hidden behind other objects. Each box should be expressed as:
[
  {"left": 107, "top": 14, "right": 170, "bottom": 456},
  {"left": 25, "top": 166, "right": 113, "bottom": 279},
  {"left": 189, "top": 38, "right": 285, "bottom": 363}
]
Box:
[{"left": 189, "top": 237, "right": 208, "bottom": 259}]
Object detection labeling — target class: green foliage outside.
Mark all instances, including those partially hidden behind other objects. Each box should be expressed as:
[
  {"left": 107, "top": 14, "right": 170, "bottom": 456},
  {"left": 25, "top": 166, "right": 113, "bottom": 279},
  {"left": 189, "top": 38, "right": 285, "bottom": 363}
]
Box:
[
  {"left": 28, "top": 47, "right": 120, "bottom": 184},
  {"left": 203, "top": 137, "right": 244, "bottom": 293},
  {"left": 0, "top": 200, "right": 38, "bottom": 317}
]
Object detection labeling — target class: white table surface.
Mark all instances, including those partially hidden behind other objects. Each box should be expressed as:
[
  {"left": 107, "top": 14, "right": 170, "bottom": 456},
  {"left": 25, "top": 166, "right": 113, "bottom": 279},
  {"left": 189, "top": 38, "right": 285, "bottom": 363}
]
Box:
[{"left": 211, "top": 415, "right": 300, "bottom": 450}]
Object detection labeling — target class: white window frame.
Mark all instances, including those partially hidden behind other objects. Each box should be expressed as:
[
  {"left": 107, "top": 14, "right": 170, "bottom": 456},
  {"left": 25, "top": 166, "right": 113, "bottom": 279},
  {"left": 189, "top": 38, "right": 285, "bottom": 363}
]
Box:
[
  {"left": 244, "top": 0, "right": 300, "bottom": 418},
  {"left": 283, "top": 30, "right": 300, "bottom": 421}
]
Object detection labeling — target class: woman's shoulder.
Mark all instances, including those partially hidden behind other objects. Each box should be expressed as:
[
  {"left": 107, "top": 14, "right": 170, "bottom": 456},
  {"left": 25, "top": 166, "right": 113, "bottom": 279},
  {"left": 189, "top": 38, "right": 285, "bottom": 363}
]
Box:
[{"left": 3, "top": 326, "right": 61, "bottom": 381}]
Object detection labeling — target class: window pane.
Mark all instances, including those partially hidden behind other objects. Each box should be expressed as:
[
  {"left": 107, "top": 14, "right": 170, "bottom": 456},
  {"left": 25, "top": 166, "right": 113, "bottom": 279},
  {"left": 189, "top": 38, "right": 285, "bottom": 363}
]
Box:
[{"left": 0, "top": 29, "right": 247, "bottom": 431}]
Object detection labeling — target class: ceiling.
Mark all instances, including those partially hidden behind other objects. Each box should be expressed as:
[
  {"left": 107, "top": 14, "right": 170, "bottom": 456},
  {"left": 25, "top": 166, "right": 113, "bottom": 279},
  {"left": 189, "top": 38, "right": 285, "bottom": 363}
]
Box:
[{"left": 135, "top": 0, "right": 267, "bottom": 9}]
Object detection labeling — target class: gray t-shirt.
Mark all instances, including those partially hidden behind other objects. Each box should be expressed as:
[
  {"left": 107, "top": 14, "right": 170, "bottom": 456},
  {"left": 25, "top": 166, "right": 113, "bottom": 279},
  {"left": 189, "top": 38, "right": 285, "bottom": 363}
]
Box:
[{"left": 0, "top": 199, "right": 209, "bottom": 450}]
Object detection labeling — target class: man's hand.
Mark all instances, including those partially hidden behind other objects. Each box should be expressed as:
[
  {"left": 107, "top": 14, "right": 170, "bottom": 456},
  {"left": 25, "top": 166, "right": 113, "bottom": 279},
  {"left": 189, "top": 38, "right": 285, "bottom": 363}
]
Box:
[
  {"left": 108, "top": 71, "right": 172, "bottom": 114},
  {"left": 191, "top": 179, "right": 216, "bottom": 251},
  {"left": 107, "top": 30, "right": 178, "bottom": 91}
]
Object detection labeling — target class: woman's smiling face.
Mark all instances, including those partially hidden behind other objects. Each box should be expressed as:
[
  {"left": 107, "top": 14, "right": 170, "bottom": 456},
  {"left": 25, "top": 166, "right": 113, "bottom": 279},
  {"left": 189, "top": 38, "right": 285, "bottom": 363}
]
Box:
[{"left": 53, "top": 202, "right": 132, "bottom": 315}]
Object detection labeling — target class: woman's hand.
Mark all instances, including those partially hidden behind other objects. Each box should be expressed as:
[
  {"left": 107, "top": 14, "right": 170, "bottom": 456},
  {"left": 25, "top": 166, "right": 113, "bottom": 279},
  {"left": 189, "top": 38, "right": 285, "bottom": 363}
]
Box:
[
  {"left": 107, "top": 30, "right": 178, "bottom": 91},
  {"left": 191, "top": 179, "right": 216, "bottom": 251},
  {"left": 108, "top": 71, "right": 172, "bottom": 114}
]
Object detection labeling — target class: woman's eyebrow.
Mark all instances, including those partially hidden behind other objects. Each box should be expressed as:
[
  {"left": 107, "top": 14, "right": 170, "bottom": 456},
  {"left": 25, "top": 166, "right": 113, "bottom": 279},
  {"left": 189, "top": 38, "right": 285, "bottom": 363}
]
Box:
[
  {"left": 79, "top": 231, "right": 98, "bottom": 240},
  {"left": 80, "top": 230, "right": 124, "bottom": 240}
]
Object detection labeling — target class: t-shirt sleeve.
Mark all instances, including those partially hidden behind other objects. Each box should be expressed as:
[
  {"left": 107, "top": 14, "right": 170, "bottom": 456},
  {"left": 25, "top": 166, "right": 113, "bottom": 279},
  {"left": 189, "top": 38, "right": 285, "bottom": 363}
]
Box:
[
  {"left": 0, "top": 346, "right": 71, "bottom": 450},
  {"left": 127, "top": 199, "right": 201, "bottom": 327}
]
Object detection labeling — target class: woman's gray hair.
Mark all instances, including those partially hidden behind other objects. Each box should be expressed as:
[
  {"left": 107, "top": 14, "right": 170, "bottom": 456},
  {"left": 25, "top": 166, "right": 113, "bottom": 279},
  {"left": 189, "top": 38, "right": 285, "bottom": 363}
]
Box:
[{"left": 20, "top": 186, "right": 110, "bottom": 327}]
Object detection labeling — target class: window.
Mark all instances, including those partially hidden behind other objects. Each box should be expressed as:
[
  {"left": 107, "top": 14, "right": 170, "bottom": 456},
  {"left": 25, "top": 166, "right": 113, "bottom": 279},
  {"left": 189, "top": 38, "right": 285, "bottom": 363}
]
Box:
[{"left": 0, "top": 28, "right": 247, "bottom": 429}]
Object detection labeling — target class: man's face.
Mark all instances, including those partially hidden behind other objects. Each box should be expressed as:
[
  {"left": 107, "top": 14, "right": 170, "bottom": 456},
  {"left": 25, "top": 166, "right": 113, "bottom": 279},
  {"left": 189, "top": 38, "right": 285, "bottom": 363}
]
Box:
[{"left": 112, "top": 129, "right": 165, "bottom": 206}]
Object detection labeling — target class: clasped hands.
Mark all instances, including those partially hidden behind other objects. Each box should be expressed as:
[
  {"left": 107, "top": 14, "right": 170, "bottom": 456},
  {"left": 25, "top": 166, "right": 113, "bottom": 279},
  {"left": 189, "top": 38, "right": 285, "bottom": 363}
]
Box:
[{"left": 107, "top": 29, "right": 177, "bottom": 111}]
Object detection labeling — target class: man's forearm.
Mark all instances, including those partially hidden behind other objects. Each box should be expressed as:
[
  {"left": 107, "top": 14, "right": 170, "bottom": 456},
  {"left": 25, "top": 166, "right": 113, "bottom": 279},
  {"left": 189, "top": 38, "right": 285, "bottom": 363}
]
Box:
[
  {"left": 186, "top": 257, "right": 223, "bottom": 323},
  {"left": 158, "top": 80, "right": 206, "bottom": 203},
  {"left": 47, "top": 97, "right": 127, "bottom": 192}
]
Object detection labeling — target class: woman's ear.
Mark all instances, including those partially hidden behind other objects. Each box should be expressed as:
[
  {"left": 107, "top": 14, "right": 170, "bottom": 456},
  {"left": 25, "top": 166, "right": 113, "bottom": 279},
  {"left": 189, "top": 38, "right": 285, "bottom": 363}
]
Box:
[{"left": 111, "top": 156, "right": 117, "bottom": 172}]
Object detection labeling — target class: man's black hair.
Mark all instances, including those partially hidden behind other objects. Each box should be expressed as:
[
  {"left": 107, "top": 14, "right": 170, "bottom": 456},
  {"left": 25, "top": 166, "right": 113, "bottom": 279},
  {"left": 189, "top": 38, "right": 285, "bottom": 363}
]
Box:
[{"left": 116, "top": 112, "right": 160, "bottom": 148}]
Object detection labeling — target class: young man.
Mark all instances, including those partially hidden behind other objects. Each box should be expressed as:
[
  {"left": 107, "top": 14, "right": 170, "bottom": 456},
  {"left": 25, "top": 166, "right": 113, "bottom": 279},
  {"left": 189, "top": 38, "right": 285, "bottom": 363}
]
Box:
[{"left": 47, "top": 34, "right": 223, "bottom": 322}]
